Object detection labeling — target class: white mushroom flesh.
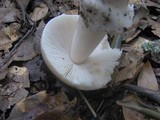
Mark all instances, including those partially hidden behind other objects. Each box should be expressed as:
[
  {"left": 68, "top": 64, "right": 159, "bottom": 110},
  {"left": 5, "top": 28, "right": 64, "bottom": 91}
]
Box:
[{"left": 41, "top": 15, "right": 121, "bottom": 90}]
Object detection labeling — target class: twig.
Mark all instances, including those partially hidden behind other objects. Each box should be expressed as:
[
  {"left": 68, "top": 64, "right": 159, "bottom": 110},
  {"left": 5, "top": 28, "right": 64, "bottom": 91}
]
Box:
[
  {"left": 0, "top": 109, "right": 6, "bottom": 120},
  {"left": 78, "top": 90, "right": 97, "bottom": 118},
  {"left": 122, "top": 84, "right": 160, "bottom": 105},
  {"left": 0, "top": 25, "right": 35, "bottom": 68},
  {"left": 96, "top": 99, "right": 105, "bottom": 113}
]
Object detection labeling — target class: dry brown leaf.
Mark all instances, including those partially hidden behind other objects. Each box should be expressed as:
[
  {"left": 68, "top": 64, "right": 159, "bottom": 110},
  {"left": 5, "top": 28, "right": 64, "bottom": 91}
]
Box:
[
  {"left": 33, "top": 20, "right": 45, "bottom": 54},
  {"left": 73, "top": 0, "right": 79, "bottom": 7},
  {"left": 154, "top": 68, "right": 160, "bottom": 77},
  {"left": 31, "top": 3, "right": 48, "bottom": 22},
  {"left": 132, "top": 37, "right": 149, "bottom": 52},
  {"left": 123, "top": 107, "right": 147, "bottom": 120},
  {"left": 3, "top": 0, "right": 16, "bottom": 8},
  {"left": 0, "top": 22, "right": 21, "bottom": 52},
  {"left": 119, "top": 50, "right": 144, "bottom": 68},
  {"left": 138, "top": 61, "right": 158, "bottom": 91},
  {"left": 0, "top": 69, "right": 8, "bottom": 80},
  {"left": 8, "top": 91, "right": 77, "bottom": 120},
  {"left": 115, "top": 58, "right": 144, "bottom": 83},
  {"left": 3, "top": 23, "right": 21, "bottom": 41},
  {"left": 138, "top": 19, "right": 149, "bottom": 30},
  {"left": 23, "top": 56, "right": 44, "bottom": 82},
  {"left": 0, "top": 8, "right": 20, "bottom": 23},
  {"left": 118, "top": 95, "right": 157, "bottom": 120},
  {"left": 0, "top": 66, "right": 29, "bottom": 111},
  {"left": 0, "top": 29, "right": 12, "bottom": 52},
  {"left": 146, "top": 0, "right": 160, "bottom": 8},
  {"left": 65, "top": 9, "right": 78, "bottom": 15},
  {"left": 16, "top": 0, "right": 30, "bottom": 22},
  {"left": 147, "top": 18, "right": 160, "bottom": 37},
  {"left": 13, "top": 36, "right": 36, "bottom": 61},
  {"left": 8, "top": 66, "right": 30, "bottom": 87},
  {"left": 125, "top": 30, "right": 141, "bottom": 43}
]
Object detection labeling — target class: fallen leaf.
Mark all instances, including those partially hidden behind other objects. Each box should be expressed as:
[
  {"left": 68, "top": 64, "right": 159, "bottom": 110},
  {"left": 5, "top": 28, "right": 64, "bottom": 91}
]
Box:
[
  {"left": 33, "top": 20, "right": 45, "bottom": 54},
  {"left": 146, "top": 0, "right": 160, "bottom": 8},
  {"left": 117, "top": 95, "right": 160, "bottom": 120},
  {"left": 8, "top": 66, "right": 30, "bottom": 87},
  {"left": 3, "top": 0, "right": 16, "bottom": 8},
  {"left": 31, "top": 3, "right": 48, "bottom": 22},
  {"left": 138, "top": 19, "right": 149, "bottom": 30},
  {"left": 154, "top": 68, "right": 160, "bottom": 77},
  {"left": 132, "top": 37, "right": 149, "bottom": 52},
  {"left": 0, "top": 8, "right": 20, "bottom": 23},
  {"left": 0, "top": 66, "right": 29, "bottom": 111},
  {"left": 122, "top": 107, "right": 147, "bottom": 120},
  {"left": 73, "top": 0, "right": 79, "bottom": 7},
  {"left": 138, "top": 61, "right": 159, "bottom": 91},
  {"left": 147, "top": 18, "right": 160, "bottom": 37},
  {"left": 3, "top": 23, "right": 21, "bottom": 41},
  {"left": 16, "top": 0, "right": 30, "bottom": 22},
  {"left": 119, "top": 50, "right": 144, "bottom": 68},
  {"left": 0, "top": 69, "right": 8, "bottom": 80},
  {"left": 13, "top": 36, "right": 36, "bottom": 61},
  {"left": 65, "top": 9, "right": 78, "bottom": 15},
  {"left": 23, "top": 56, "right": 45, "bottom": 82},
  {"left": 115, "top": 58, "right": 144, "bottom": 83},
  {"left": 125, "top": 30, "right": 141, "bottom": 43},
  {"left": 0, "top": 28, "right": 12, "bottom": 52},
  {"left": 8, "top": 91, "right": 77, "bottom": 120}
]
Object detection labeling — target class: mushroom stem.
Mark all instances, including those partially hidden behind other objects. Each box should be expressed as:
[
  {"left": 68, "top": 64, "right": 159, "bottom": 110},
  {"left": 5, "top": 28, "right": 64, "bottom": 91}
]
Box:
[
  {"left": 70, "top": 16, "right": 106, "bottom": 64},
  {"left": 111, "top": 34, "right": 123, "bottom": 49}
]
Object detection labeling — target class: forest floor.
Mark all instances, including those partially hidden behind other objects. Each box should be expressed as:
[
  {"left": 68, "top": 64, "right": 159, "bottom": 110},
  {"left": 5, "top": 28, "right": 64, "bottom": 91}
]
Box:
[{"left": 0, "top": 0, "right": 160, "bottom": 120}]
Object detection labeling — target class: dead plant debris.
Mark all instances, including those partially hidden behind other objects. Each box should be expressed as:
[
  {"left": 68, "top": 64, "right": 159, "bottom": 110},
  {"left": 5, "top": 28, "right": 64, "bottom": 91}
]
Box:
[{"left": 0, "top": 0, "right": 159, "bottom": 120}]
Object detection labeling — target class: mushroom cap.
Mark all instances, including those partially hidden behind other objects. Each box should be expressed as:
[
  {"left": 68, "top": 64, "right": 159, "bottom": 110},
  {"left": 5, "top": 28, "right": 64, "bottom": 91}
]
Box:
[
  {"left": 79, "top": 0, "right": 148, "bottom": 34},
  {"left": 41, "top": 14, "right": 121, "bottom": 90}
]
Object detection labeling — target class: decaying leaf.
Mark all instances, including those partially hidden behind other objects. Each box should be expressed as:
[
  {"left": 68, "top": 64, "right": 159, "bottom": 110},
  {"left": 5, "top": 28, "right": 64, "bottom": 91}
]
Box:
[
  {"left": 147, "top": 18, "right": 160, "bottom": 37},
  {"left": 125, "top": 30, "right": 141, "bottom": 43},
  {"left": 65, "top": 9, "right": 78, "bottom": 15},
  {"left": 33, "top": 20, "right": 45, "bottom": 54},
  {"left": 8, "top": 91, "right": 77, "bottom": 120},
  {"left": 31, "top": 3, "right": 48, "bottom": 22},
  {"left": 114, "top": 50, "right": 144, "bottom": 83},
  {"left": 3, "top": 0, "right": 16, "bottom": 8},
  {"left": 0, "top": 22, "right": 21, "bottom": 52},
  {"left": 0, "top": 8, "right": 20, "bottom": 23},
  {"left": 115, "top": 59, "right": 144, "bottom": 83},
  {"left": 138, "top": 61, "right": 158, "bottom": 90},
  {"left": 117, "top": 95, "right": 160, "bottom": 120},
  {"left": 146, "top": 0, "right": 160, "bottom": 8},
  {"left": 0, "top": 69, "right": 8, "bottom": 80},
  {"left": 122, "top": 107, "right": 147, "bottom": 120},
  {"left": 132, "top": 37, "right": 149, "bottom": 52},
  {"left": 119, "top": 50, "right": 144, "bottom": 68},
  {"left": 13, "top": 36, "right": 36, "bottom": 61},
  {"left": 0, "top": 66, "right": 29, "bottom": 111},
  {"left": 0, "top": 28, "right": 13, "bottom": 52},
  {"left": 3, "top": 23, "right": 21, "bottom": 41},
  {"left": 8, "top": 66, "right": 30, "bottom": 87},
  {"left": 23, "top": 56, "right": 45, "bottom": 82},
  {"left": 73, "top": 0, "right": 79, "bottom": 7},
  {"left": 16, "top": 0, "right": 30, "bottom": 22},
  {"left": 154, "top": 68, "right": 160, "bottom": 77}
]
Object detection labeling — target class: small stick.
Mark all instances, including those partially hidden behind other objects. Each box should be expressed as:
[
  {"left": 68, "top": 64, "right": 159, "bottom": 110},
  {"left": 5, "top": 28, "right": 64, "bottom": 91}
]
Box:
[
  {"left": 96, "top": 99, "right": 105, "bottom": 113},
  {"left": 122, "top": 84, "right": 160, "bottom": 105},
  {"left": 78, "top": 90, "right": 97, "bottom": 118},
  {"left": 0, "top": 25, "right": 35, "bottom": 68}
]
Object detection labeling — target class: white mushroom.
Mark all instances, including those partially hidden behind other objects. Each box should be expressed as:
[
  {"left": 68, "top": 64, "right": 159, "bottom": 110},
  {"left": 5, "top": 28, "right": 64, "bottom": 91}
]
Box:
[{"left": 41, "top": 0, "right": 148, "bottom": 90}]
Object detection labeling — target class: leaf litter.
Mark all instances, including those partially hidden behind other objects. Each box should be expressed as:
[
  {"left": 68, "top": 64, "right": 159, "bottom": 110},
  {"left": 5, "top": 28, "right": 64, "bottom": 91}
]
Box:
[{"left": 0, "top": 0, "right": 160, "bottom": 120}]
